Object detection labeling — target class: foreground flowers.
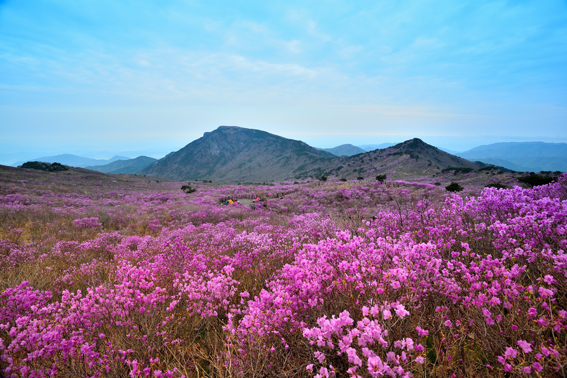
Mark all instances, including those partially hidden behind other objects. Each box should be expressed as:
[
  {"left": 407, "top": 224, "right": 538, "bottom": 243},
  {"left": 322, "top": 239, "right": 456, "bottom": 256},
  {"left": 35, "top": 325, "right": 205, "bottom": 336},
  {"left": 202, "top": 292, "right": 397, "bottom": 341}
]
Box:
[{"left": 0, "top": 174, "right": 566, "bottom": 377}]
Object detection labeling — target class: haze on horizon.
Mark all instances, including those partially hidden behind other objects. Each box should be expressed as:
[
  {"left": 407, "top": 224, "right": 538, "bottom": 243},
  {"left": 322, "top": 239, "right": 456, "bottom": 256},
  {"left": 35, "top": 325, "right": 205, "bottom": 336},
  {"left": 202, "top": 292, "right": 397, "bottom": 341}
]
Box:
[{"left": 1, "top": 0, "right": 566, "bottom": 165}]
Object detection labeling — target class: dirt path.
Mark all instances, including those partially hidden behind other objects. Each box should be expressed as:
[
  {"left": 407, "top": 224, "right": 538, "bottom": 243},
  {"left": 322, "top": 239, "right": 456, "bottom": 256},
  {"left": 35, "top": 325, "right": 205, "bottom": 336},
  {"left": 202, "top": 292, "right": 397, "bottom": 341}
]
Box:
[{"left": 238, "top": 199, "right": 255, "bottom": 207}]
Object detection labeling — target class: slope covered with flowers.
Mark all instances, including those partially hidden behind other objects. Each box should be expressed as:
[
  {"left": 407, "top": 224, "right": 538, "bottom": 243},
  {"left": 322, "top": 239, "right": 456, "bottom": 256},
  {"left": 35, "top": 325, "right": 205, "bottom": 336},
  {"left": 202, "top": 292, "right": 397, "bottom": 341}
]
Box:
[{"left": 0, "top": 171, "right": 566, "bottom": 377}]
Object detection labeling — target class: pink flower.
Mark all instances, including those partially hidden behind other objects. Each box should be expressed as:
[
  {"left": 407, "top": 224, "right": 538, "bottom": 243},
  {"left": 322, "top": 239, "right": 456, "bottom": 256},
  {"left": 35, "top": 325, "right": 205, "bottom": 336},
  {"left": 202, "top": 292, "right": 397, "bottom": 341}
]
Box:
[
  {"left": 402, "top": 338, "right": 414, "bottom": 351},
  {"left": 504, "top": 347, "right": 518, "bottom": 360},
  {"left": 416, "top": 326, "right": 429, "bottom": 336},
  {"left": 314, "top": 351, "right": 326, "bottom": 363},
  {"left": 541, "top": 347, "right": 550, "bottom": 357},
  {"left": 444, "top": 320, "right": 453, "bottom": 328},
  {"left": 543, "top": 275, "right": 556, "bottom": 285},
  {"left": 538, "top": 286, "right": 554, "bottom": 298},
  {"left": 367, "top": 356, "right": 384, "bottom": 376},
  {"left": 517, "top": 340, "right": 532, "bottom": 353},
  {"left": 347, "top": 347, "right": 363, "bottom": 366},
  {"left": 395, "top": 304, "right": 409, "bottom": 318}
]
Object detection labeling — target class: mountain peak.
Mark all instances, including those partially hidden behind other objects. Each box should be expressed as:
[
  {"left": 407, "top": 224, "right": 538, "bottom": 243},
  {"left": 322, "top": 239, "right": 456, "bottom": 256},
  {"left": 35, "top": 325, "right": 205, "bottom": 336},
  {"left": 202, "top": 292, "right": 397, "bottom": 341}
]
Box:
[
  {"left": 141, "top": 126, "right": 333, "bottom": 182},
  {"left": 394, "top": 138, "right": 430, "bottom": 150},
  {"left": 211, "top": 125, "right": 245, "bottom": 133},
  {"left": 217, "top": 125, "right": 244, "bottom": 130}
]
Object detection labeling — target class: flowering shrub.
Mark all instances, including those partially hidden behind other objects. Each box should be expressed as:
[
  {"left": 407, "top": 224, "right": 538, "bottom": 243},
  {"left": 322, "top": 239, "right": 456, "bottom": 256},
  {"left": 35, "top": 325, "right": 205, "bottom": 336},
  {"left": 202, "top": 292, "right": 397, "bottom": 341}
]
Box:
[
  {"left": 74, "top": 217, "right": 103, "bottom": 228},
  {"left": 0, "top": 173, "right": 566, "bottom": 377}
]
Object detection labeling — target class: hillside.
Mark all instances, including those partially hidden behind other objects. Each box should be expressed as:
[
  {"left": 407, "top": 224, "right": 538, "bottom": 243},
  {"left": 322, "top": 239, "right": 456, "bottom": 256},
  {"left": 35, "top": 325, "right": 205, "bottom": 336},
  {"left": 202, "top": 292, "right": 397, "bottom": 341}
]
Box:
[
  {"left": 87, "top": 156, "right": 157, "bottom": 174},
  {"left": 139, "top": 126, "right": 335, "bottom": 182},
  {"left": 294, "top": 138, "right": 491, "bottom": 180},
  {"left": 320, "top": 144, "right": 366, "bottom": 156},
  {"left": 458, "top": 142, "right": 567, "bottom": 172}
]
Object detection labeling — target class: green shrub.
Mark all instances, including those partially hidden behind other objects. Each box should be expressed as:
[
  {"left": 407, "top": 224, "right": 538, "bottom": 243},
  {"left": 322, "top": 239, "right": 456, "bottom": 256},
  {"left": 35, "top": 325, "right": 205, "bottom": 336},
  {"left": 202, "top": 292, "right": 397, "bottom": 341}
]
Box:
[
  {"left": 518, "top": 174, "right": 556, "bottom": 187},
  {"left": 375, "top": 174, "right": 387, "bottom": 183},
  {"left": 21, "top": 161, "right": 69, "bottom": 172},
  {"left": 446, "top": 182, "right": 464, "bottom": 192}
]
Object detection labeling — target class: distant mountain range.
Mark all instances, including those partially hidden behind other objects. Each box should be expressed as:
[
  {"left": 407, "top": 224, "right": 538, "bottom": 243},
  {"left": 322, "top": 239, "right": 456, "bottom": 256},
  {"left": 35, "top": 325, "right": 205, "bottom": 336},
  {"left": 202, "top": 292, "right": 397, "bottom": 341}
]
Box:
[
  {"left": 358, "top": 143, "right": 396, "bottom": 151},
  {"left": 139, "top": 126, "right": 489, "bottom": 182},
  {"left": 14, "top": 154, "right": 129, "bottom": 168},
  {"left": 11, "top": 132, "right": 565, "bottom": 181},
  {"left": 319, "top": 144, "right": 366, "bottom": 156},
  {"left": 86, "top": 156, "right": 157, "bottom": 174},
  {"left": 457, "top": 142, "right": 567, "bottom": 172}
]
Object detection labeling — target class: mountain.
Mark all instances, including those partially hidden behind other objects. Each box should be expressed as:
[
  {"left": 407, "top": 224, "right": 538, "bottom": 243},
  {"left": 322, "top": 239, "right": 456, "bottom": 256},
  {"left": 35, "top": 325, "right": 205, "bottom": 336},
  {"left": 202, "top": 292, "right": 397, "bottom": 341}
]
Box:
[
  {"left": 320, "top": 144, "right": 366, "bottom": 156},
  {"left": 358, "top": 143, "right": 396, "bottom": 151},
  {"left": 139, "top": 126, "right": 335, "bottom": 182},
  {"left": 14, "top": 154, "right": 129, "bottom": 168},
  {"left": 294, "top": 138, "right": 490, "bottom": 180},
  {"left": 141, "top": 127, "right": 491, "bottom": 182},
  {"left": 465, "top": 158, "right": 528, "bottom": 172},
  {"left": 457, "top": 142, "right": 567, "bottom": 172},
  {"left": 86, "top": 156, "right": 157, "bottom": 174}
]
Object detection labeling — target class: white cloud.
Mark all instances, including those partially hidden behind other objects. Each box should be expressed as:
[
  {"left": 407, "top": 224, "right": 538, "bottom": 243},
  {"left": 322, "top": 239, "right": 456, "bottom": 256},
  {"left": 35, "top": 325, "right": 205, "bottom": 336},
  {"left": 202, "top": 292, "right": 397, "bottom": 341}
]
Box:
[{"left": 284, "top": 40, "right": 302, "bottom": 54}]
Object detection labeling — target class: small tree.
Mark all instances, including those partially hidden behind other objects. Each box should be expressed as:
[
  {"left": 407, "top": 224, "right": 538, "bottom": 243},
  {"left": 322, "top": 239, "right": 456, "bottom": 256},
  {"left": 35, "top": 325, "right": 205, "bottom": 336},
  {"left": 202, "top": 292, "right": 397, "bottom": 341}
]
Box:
[
  {"left": 375, "top": 174, "right": 387, "bottom": 183},
  {"left": 357, "top": 176, "right": 364, "bottom": 181},
  {"left": 446, "top": 182, "right": 463, "bottom": 192},
  {"left": 319, "top": 176, "right": 327, "bottom": 182}
]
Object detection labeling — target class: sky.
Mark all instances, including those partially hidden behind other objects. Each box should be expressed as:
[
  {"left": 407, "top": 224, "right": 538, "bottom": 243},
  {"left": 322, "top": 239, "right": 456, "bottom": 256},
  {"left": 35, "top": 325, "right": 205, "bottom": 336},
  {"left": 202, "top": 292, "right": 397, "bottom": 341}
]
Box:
[{"left": 1, "top": 0, "right": 567, "bottom": 164}]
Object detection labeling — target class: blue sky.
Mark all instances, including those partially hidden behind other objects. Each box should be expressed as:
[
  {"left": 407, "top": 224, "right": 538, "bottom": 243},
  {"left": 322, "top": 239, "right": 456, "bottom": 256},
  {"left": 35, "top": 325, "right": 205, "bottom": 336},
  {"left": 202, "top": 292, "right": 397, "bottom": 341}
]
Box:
[{"left": 1, "top": 0, "right": 566, "bottom": 163}]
